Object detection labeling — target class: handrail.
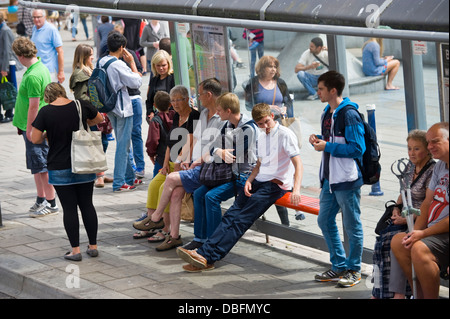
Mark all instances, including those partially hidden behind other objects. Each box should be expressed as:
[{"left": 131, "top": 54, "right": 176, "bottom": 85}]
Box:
[{"left": 19, "top": 0, "right": 449, "bottom": 42}]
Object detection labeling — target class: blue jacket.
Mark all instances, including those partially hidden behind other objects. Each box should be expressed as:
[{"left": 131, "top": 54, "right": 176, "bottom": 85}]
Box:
[{"left": 318, "top": 98, "right": 365, "bottom": 191}]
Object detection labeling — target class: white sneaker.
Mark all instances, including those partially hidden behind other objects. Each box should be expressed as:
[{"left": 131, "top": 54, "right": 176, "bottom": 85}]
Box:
[
  {"left": 306, "top": 93, "right": 319, "bottom": 100},
  {"left": 29, "top": 200, "right": 48, "bottom": 213},
  {"left": 29, "top": 204, "right": 59, "bottom": 218}
]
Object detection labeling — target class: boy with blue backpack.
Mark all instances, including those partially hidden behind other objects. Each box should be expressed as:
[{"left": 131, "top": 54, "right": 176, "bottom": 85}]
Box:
[{"left": 96, "top": 31, "right": 142, "bottom": 192}]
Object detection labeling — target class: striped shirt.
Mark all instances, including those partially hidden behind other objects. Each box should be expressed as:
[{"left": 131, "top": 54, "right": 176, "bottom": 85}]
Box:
[{"left": 243, "top": 29, "right": 264, "bottom": 43}]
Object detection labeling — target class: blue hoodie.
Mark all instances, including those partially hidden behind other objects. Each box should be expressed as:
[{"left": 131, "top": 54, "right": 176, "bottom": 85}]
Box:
[{"left": 318, "top": 97, "right": 366, "bottom": 191}]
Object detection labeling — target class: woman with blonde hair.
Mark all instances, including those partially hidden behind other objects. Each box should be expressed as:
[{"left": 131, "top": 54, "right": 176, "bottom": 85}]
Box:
[
  {"left": 362, "top": 38, "right": 401, "bottom": 90},
  {"left": 145, "top": 49, "right": 175, "bottom": 122}
]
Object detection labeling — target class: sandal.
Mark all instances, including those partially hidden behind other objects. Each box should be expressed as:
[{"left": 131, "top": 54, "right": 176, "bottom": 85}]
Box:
[
  {"left": 147, "top": 230, "right": 167, "bottom": 243},
  {"left": 133, "top": 230, "right": 156, "bottom": 239},
  {"left": 156, "top": 234, "right": 182, "bottom": 251}
]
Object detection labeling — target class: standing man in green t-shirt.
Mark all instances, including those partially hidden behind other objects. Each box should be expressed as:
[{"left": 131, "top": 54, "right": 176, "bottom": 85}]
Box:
[{"left": 12, "top": 37, "right": 59, "bottom": 218}]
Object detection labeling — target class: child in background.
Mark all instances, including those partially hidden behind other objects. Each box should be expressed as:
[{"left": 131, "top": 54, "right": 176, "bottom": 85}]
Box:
[{"left": 145, "top": 91, "right": 175, "bottom": 177}]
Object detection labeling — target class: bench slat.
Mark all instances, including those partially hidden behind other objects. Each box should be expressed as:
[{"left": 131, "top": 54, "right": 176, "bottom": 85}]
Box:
[{"left": 275, "top": 193, "right": 320, "bottom": 215}]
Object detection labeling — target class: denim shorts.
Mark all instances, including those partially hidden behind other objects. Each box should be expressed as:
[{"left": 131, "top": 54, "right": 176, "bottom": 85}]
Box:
[
  {"left": 179, "top": 166, "right": 202, "bottom": 194},
  {"left": 22, "top": 131, "right": 48, "bottom": 174},
  {"left": 48, "top": 168, "right": 96, "bottom": 186}
]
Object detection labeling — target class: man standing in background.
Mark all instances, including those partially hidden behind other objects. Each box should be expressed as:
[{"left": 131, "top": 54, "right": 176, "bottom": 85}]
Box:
[{"left": 31, "top": 9, "right": 65, "bottom": 83}]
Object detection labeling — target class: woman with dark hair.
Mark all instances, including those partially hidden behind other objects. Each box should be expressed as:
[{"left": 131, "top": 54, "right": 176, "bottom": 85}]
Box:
[
  {"left": 31, "top": 83, "right": 104, "bottom": 261},
  {"left": 362, "top": 38, "right": 400, "bottom": 90}
]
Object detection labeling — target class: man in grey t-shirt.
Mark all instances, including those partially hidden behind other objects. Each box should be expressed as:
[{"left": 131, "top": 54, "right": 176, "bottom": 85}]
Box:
[{"left": 392, "top": 122, "right": 449, "bottom": 299}]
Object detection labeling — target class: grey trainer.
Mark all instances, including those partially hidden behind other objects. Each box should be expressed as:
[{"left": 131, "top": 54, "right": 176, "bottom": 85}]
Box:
[
  {"left": 29, "top": 204, "right": 59, "bottom": 218},
  {"left": 337, "top": 270, "right": 361, "bottom": 287},
  {"left": 29, "top": 200, "right": 48, "bottom": 213},
  {"left": 314, "top": 269, "right": 345, "bottom": 282}
]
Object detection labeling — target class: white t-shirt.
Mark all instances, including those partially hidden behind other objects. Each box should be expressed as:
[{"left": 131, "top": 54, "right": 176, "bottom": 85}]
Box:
[
  {"left": 298, "top": 49, "right": 329, "bottom": 76},
  {"left": 256, "top": 123, "right": 300, "bottom": 190}
]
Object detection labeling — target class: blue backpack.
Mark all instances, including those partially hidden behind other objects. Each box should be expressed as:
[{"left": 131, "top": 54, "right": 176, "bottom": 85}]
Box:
[{"left": 88, "top": 57, "right": 122, "bottom": 113}]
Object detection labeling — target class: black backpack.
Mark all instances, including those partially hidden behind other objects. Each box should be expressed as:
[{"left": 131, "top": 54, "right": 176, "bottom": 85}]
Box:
[
  {"left": 336, "top": 105, "right": 381, "bottom": 185},
  {"left": 16, "top": 10, "right": 27, "bottom": 36}
]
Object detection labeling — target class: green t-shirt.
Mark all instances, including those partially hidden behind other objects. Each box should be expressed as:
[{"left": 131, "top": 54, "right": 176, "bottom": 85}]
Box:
[{"left": 12, "top": 58, "right": 51, "bottom": 131}]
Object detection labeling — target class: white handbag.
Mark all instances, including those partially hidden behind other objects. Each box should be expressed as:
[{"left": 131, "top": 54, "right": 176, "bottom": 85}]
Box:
[{"left": 71, "top": 100, "right": 108, "bottom": 174}]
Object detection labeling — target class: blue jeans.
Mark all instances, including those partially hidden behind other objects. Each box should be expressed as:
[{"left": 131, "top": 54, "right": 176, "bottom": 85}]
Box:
[
  {"left": 193, "top": 174, "right": 248, "bottom": 243},
  {"left": 249, "top": 41, "right": 264, "bottom": 78},
  {"left": 197, "top": 180, "right": 286, "bottom": 264},
  {"left": 90, "top": 125, "right": 109, "bottom": 153},
  {"left": 153, "top": 162, "right": 162, "bottom": 178},
  {"left": 130, "top": 97, "right": 145, "bottom": 172},
  {"left": 108, "top": 113, "right": 135, "bottom": 190},
  {"left": 71, "top": 13, "right": 89, "bottom": 38},
  {"left": 317, "top": 179, "right": 363, "bottom": 272},
  {"left": 296, "top": 71, "right": 320, "bottom": 96}
]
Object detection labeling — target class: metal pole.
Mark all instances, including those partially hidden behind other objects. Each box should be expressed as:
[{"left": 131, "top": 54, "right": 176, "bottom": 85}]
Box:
[
  {"left": 327, "top": 34, "right": 349, "bottom": 98},
  {"left": 0, "top": 202, "right": 3, "bottom": 228},
  {"left": 401, "top": 40, "right": 428, "bottom": 132},
  {"left": 366, "top": 104, "right": 384, "bottom": 196}
]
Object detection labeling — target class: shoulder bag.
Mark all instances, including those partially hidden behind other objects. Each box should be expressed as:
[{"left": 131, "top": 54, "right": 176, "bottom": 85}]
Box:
[
  {"left": 199, "top": 161, "right": 234, "bottom": 188},
  {"left": 275, "top": 85, "right": 303, "bottom": 149},
  {"left": 180, "top": 193, "right": 194, "bottom": 222},
  {"left": 71, "top": 100, "right": 108, "bottom": 174}
]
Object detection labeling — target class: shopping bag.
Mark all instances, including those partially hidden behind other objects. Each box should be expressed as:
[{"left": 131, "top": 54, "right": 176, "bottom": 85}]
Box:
[
  {"left": 281, "top": 116, "right": 302, "bottom": 149},
  {"left": 0, "top": 76, "right": 17, "bottom": 111},
  {"left": 71, "top": 100, "right": 108, "bottom": 174}
]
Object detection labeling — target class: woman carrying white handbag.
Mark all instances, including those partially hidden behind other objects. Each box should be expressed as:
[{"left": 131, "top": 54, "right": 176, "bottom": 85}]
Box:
[{"left": 31, "top": 83, "right": 104, "bottom": 261}]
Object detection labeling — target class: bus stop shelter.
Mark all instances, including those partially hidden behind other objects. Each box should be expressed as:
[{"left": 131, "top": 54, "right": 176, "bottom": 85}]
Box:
[{"left": 17, "top": 0, "right": 449, "bottom": 266}]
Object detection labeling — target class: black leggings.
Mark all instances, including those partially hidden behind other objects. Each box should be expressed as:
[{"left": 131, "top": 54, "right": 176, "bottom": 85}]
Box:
[{"left": 54, "top": 182, "right": 98, "bottom": 248}]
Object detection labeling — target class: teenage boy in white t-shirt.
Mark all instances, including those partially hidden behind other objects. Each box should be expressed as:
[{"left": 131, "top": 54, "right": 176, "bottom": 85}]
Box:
[{"left": 176, "top": 103, "right": 303, "bottom": 271}]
